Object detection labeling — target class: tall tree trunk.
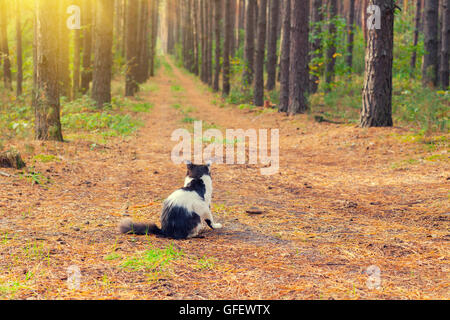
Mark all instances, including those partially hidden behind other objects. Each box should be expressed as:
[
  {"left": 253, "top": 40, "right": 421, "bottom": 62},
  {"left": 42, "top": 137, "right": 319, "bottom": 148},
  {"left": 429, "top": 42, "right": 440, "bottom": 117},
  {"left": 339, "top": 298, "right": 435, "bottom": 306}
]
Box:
[
  {"left": 81, "top": 0, "right": 93, "bottom": 94},
  {"left": 266, "top": 0, "right": 280, "bottom": 91},
  {"left": 222, "top": 0, "right": 231, "bottom": 96},
  {"left": 278, "top": 0, "right": 290, "bottom": 112},
  {"left": 253, "top": 0, "right": 267, "bottom": 106},
  {"left": 237, "top": 0, "right": 245, "bottom": 51},
  {"left": 34, "top": 0, "right": 63, "bottom": 141},
  {"left": 58, "top": 0, "right": 71, "bottom": 99},
  {"left": 16, "top": 0, "right": 23, "bottom": 96},
  {"left": 92, "top": 0, "right": 114, "bottom": 107},
  {"left": 213, "top": 0, "right": 221, "bottom": 92},
  {"left": 192, "top": 0, "right": 199, "bottom": 75},
  {"left": 200, "top": 0, "right": 207, "bottom": 82},
  {"left": 73, "top": 27, "right": 81, "bottom": 98},
  {"left": 150, "top": 0, "right": 159, "bottom": 77},
  {"left": 114, "top": 0, "right": 124, "bottom": 56},
  {"left": 0, "top": 0, "right": 12, "bottom": 90},
  {"left": 309, "top": 0, "right": 322, "bottom": 93},
  {"left": 440, "top": 0, "right": 449, "bottom": 88},
  {"left": 422, "top": 0, "right": 439, "bottom": 86},
  {"left": 125, "top": 0, "right": 139, "bottom": 95},
  {"left": 325, "top": 0, "right": 338, "bottom": 91},
  {"left": 410, "top": 0, "right": 422, "bottom": 77},
  {"left": 136, "top": 0, "right": 150, "bottom": 83},
  {"left": 346, "top": 0, "right": 355, "bottom": 72},
  {"left": 360, "top": 0, "right": 395, "bottom": 128},
  {"left": 207, "top": 0, "right": 213, "bottom": 85},
  {"left": 73, "top": 0, "right": 82, "bottom": 98},
  {"left": 242, "top": 0, "right": 256, "bottom": 88},
  {"left": 288, "top": 0, "right": 309, "bottom": 115},
  {"left": 230, "top": 0, "right": 237, "bottom": 57}
]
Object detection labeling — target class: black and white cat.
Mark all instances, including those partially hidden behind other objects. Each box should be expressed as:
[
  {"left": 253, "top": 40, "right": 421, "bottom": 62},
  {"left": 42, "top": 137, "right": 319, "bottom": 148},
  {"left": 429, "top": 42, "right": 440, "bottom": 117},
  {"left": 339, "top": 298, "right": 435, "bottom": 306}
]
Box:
[{"left": 119, "top": 161, "right": 222, "bottom": 239}]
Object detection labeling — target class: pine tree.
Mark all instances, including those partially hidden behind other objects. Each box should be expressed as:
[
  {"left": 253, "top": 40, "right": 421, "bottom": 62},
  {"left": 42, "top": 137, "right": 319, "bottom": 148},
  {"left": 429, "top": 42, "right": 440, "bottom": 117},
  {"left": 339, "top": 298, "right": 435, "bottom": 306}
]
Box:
[
  {"left": 92, "top": 0, "right": 114, "bottom": 107},
  {"left": 360, "top": 0, "right": 396, "bottom": 127}
]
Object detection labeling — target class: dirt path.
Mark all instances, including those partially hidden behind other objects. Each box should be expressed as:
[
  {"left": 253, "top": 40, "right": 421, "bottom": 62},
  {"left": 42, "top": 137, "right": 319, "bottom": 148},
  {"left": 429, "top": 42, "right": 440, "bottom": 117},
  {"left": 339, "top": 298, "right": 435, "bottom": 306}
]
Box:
[{"left": 0, "top": 57, "right": 448, "bottom": 299}]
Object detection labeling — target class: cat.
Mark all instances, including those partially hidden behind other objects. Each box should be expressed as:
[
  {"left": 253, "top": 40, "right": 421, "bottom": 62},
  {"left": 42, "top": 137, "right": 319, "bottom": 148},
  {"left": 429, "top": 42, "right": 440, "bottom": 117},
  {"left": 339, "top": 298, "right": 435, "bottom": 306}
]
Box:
[{"left": 119, "top": 161, "right": 222, "bottom": 239}]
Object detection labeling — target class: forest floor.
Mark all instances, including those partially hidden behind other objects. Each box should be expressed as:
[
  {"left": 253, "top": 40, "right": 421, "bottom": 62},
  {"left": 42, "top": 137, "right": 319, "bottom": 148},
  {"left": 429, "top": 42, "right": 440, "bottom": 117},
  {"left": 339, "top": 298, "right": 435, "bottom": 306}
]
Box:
[{"left": 0, "top": 56, "right": 449, "bottom": 299}]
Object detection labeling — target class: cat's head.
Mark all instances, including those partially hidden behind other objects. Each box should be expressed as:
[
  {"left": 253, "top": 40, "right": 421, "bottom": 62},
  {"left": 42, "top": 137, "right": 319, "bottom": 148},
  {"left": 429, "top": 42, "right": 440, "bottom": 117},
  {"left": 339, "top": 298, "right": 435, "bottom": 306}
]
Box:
[{"left": 185, "top": 160, "right": 211, "bottom": 179}]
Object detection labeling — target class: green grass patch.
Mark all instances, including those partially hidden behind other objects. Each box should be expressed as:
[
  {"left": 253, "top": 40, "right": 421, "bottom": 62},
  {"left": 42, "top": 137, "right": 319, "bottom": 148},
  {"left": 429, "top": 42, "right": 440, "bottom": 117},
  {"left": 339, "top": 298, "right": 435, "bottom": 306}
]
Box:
[
  {"left": 194, "top": 256, "right": 218, "bottom": 270},
  {"left": 130, "top": 102, "right": 154, "bottom": 113},
  {"left": 121, "top": 243, "right": 183, "bottom": 273},
  {"left": 171, "top": 84, "right": 184, "bottom": 92},
  {"left": 32, "top": 154, "right": 60, "bottom": 163}
]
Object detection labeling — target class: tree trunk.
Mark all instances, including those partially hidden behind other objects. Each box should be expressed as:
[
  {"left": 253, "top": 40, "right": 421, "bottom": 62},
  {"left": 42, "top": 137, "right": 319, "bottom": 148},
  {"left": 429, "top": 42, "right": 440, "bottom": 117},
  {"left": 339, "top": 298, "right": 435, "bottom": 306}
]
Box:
[
  {"left": 266, "top": 0, "right": 280, "bottom": 91},
  {"left": 242, "top": 0, "right": 256, "bottom": 88},
  {"left": 346, "top": 0, "right": 355, "bottom": 72},
  {"left": 422, "top": 0, "right": 439, "bottom": 86},
  {"left": 16, "top": 0, "right": 23, "bottom": 96},
  {"left": 360, "top": 0, "right": 395, "bottom": 128},
  {"left": 230, "top": 0, "right": 237, "bottom": 57},
  {"left": 440, "top": 0, "right": 449, "bottom": 88},
  {"left": 213, "top": 0, "right": 221, "bottom": 92},
  {"left": 34, "top": 0, "right": 63, "bottom": 141},
  {"left": 325, "top": 0, "right": 338, "bottom": 91},
  {"left": 222, "top": 0, "right": 231, "bottom": 96},
  {"left": 207, "top": 0, "right": 213, "bottom": 85},
  {"left": 73, "top": 27, "right": 81, "bottom": 98},
  {"left": 253, "top": 0, "right": 267, "bottom": 106},
  {"left": 81, "top": 0, "right": 93, "bottom": 94},
  {"left": 278, "top": 0, "right": 290, "bottom": 112},
  {"left": 58, "top": 0, "right": 71, "bottom": 99},
  {"left": 125, "top": 0, "right": 139, "bottom": 95},
  {"left": 92, "top": 0, "right": 114, "bottom": 107},
  {"left": 0, "top": 0, "right": 12, "bottom": 90},
  {"left": 73, "top": 0, "right": 82, "bottom": 98},
  {"left": 200, "top": 0, "right": 207, "bottom": 82},
  {"left": 410, "top": 0, "right": 422, "bottom": 77},
  {"left": 237, "top": 0, "right": 245, "bottom": 51},
  {"left": 309, "top": 0, "right": 322, "bottom": 93},
  {"left": 288, "top": 0, "right": 309, "bottom": 115},
  {"left": 150, "top": 0, "right": 159, "bottom": 77}
]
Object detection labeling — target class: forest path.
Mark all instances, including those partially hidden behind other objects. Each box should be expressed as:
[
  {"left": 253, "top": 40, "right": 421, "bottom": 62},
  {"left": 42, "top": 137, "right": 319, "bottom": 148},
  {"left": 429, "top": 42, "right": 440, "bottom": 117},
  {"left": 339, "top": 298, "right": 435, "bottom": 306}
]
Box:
[{"left": 0, "top": 56, "right": 448, "bottom": 299}]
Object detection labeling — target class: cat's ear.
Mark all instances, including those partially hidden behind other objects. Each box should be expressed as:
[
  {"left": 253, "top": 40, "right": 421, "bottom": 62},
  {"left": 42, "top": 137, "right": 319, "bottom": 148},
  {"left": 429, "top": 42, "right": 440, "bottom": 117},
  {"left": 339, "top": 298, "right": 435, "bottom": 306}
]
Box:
[
  {"left": 205, "top": 160, "right": 212, "bottom": 167},
  {"left": 185, "top": 160, "right": 193, "bottom": 168}
]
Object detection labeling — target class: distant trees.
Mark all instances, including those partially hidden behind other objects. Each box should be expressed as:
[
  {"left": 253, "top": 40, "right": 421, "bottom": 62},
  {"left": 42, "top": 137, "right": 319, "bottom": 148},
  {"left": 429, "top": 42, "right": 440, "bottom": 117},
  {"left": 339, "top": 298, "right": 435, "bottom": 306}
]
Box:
[
  {"left": 242, "top": 0, "right": 256, "bottom": 89},
  {"left": 213, "top": 0, "right": 222, "bottom": 92},
  {"left": 253, "top": 0, "right": 267, "bottom": 106},
  {"left": 410, "top": 0, "right": 422, "bottom": 77},
  {"left": 325, "top": 0, "right": 338, "bottom": 91},
  {"left": 15, "top": 0, "right": 23, "bottom": 96},
  {"left": 223, "top": 0, "right": 231, "bottom": 96},
  {"left": 266, "top": 0, "right": 280, "bottom": 91},
  {"left": 278, "top": 0, "right": 290, "bottom": 113},
  {"left": 440, "top": 0, "right": 449, "bottom": 89},
  {"left": 81, "top": 0, "right": 93, "bottom": 94},
  {"left": 309, "top": 0, "right": 323, "bottom": 93},
  {"left": 0, "top": 0, "right": 447, "bottom": 144}
]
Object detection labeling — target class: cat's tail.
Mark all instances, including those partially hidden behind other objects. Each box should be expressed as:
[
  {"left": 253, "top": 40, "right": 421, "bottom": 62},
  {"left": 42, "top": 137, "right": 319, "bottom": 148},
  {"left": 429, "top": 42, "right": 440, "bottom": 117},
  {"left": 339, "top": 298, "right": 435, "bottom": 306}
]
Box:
[{"left": 119, "top": 218, "right": 164, "bottom": 236}]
